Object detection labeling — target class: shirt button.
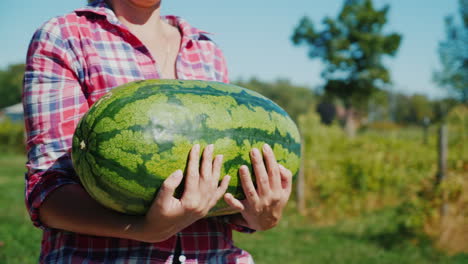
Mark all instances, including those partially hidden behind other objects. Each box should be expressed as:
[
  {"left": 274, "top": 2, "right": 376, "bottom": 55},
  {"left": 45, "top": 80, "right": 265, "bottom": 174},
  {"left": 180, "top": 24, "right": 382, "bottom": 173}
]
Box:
[{"left": 178, "top": 255, "right": 186, "bottom": 263}]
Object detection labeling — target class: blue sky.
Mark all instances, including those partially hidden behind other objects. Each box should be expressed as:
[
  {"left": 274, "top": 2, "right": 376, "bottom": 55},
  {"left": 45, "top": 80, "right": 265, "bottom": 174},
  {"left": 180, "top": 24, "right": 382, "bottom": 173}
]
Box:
[{"left": 0, "top": 0, "right": 460, "bottom": 99}]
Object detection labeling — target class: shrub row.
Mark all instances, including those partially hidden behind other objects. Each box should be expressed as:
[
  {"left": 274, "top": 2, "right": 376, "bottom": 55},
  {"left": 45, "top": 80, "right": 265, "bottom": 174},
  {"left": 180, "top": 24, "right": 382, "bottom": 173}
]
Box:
[{"left": 0, "top": 118, "right": 25, "bottom": 154}]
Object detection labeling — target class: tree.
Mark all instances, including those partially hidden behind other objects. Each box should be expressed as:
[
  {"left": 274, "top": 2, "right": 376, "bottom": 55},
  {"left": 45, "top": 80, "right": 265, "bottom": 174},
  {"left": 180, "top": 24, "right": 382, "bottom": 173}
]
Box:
[
  {"left": 431, "top": 98, "right": 460, "bottom": 123},
  {"left": 0, "top": 64, "right": 25, "bottom": 109},
  {"left": 392, "top": 94, "right": 433, "bottom": 125},
  {"left": 291, "top": 0, "right": 401, "bottom": 136},
  {"left": 434, "top": 0, "right": 468, "bottom": 104}
]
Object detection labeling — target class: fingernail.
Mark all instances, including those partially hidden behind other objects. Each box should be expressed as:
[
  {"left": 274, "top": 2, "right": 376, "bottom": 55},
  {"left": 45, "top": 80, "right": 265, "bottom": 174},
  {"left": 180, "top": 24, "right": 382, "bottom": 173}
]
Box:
[
  {"left": 224, "top": 175, "right": 231, "bottom": 181},
  {"left": 173, "top": 169, "right": 183, "bottom": 178},
  {"left": 217, "top": 154, "right": 224, "bottom": 161},
  {"left": 263, "top": 144, "right": 271, "bottom": 152},
  {"left": 251, "top": 148, "right": 260, "bottom": 156},
  {"left": 208, "top": 144, "right": 214, "bottom": 151}
]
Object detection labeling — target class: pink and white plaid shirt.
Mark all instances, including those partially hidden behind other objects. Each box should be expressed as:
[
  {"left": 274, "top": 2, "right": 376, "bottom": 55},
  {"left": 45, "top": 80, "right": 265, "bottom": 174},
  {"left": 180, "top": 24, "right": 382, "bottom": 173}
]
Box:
[{"left": 23, "top": 1, "right": 253, "bottom": 263}]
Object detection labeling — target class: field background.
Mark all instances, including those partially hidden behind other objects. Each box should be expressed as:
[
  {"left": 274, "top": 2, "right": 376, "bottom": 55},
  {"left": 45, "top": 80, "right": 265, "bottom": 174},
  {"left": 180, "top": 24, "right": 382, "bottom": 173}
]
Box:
[{"left": 1, "top": 107, "right": 467, "bottom": 263}]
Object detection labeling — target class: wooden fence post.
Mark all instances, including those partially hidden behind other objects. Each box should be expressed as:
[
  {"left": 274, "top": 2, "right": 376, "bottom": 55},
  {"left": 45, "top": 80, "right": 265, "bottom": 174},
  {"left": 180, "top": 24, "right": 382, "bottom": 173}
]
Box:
[
  {"left": 436, "top": 124, "right": 448, "bottom": 216},
  {"left": 422, "top": 117, "right": 430, "bottom": 145},
  {"left": 297, "top": 137, "right": 305, "bottom": 215}
]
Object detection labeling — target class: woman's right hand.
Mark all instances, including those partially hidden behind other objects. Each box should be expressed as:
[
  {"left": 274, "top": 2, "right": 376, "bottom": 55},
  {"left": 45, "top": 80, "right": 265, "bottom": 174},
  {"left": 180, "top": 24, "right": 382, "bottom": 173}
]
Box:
[{"left": 136, "top": 144, "right": 231, "bottom": 243}]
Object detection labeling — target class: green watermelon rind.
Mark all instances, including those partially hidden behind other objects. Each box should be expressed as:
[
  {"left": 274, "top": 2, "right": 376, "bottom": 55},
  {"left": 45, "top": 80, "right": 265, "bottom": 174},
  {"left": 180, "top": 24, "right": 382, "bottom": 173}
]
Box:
[{"left": 72, "top": 79, "right": 301, "bottom": 216}]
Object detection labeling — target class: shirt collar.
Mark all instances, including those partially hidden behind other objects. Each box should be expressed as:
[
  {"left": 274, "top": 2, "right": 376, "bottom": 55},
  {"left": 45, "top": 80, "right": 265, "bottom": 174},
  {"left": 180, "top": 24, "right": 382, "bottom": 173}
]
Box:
[{"left": 75, "top": 0, "right": 211, "bottom": 41}]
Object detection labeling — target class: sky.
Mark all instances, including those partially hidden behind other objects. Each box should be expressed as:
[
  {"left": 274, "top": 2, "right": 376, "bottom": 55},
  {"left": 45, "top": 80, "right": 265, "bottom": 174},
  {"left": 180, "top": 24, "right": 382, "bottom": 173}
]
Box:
[{"left": 0, "top": 0, "right": 461, "bottom": 99}]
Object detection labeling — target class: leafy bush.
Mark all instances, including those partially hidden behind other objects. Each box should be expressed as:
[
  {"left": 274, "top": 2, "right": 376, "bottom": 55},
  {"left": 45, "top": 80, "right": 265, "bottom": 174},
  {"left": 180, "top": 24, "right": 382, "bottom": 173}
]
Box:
[
  {"left": 362, "top": 121, "right": 401, "bottom": 131},
  {"left": 299, "top": 110, "right": 436, "bottom": 218},
  {"left": 297, "top": 107, "right": 468, "bottom": 253},
  {"left": 0, "top": 118, "right": 25, "bottom": 154}
]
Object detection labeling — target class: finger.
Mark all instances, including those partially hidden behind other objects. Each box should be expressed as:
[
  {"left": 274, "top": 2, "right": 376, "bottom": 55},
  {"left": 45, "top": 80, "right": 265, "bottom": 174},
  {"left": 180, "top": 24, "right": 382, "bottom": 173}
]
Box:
[
  {"left": 200, "top": 144, "right": 214, "bottom": 180},
  {"left": 156, "top": 170, "right": 184, "bottom": 206},
  {"left": 212, "top": 175, "right": 231, "bottom": 204},
  {"left": 185, "top": 144, "right": 201, "bottom": 193},
  {"left": 239, "top": 165, "right": 259, "bottom": 203},
  {"left": 250, "top": 148, "right": 270, "bottom": 195},
  {"left": 262, "top": 144, "right": 281, "bottom": 191},
  {"left": 279, "top": 165, "right": 293, "bottom": 198},
  {"left": 212, "top": 154, "right": 224, "bottom": 183},
  {"left": 223, "top": 192, "right": 245, "bottom": 211}
]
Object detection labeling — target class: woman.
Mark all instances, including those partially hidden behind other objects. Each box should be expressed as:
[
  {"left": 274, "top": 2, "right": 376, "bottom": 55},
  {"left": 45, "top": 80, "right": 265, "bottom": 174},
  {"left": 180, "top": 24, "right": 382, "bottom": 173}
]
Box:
[{"left": 23, "top": 0, "right": 293, "bottom": 262}]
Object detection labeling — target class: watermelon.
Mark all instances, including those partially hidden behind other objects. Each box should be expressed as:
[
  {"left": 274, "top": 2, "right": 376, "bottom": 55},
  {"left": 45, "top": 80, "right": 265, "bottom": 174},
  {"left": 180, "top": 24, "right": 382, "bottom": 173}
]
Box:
[{"left": 72, "top": 80, "right": 301, "bottom": 217}]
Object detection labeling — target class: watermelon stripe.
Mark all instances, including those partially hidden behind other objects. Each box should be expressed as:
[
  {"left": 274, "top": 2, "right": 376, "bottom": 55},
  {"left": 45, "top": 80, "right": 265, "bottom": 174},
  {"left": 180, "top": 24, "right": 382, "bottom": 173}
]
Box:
[
  {"left": 94, "top": 124, "right": 300, "bottom": 157},
  {"left": 76, "top": 152, "right": 134, "bottom": 211},
  {"left": 89, "top": 151, "right": 163, "bottom": 195},
  {"left": 81, "top": 152, "right": 149, "bottom": 204},
  {"left": 106, "top": 80, "right": 289, "bottom": 119},
  {"left": 223, "top": 155, "right": 251, "bottom": 199},
  {"left": 86, "top": 85, "right": 155, "bottom": 133},
  {"left": 133, "top": 83, "right": 290, "bottom": 117}
]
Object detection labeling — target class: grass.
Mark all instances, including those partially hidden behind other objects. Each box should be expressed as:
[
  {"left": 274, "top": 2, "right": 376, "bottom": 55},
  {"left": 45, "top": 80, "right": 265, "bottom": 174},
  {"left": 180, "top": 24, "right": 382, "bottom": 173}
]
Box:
[
  {"left": 234, "top": 208, "right": 468, "bottom": 264},
  {"left": 1, "top": 153, "right": 467, "bottom": 263},
  {"left": 0, "top": 154, "right": 42, "bottom": 263}
]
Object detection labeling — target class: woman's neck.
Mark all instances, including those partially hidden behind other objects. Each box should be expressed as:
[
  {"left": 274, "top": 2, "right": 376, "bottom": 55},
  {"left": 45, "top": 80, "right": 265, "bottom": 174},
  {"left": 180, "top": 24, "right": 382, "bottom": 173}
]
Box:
[
  {"left": 106, "top": 0, "right": 181, "bottom": 79},
  {"left": 106, "top": 0, "right": 165, "bottom": 37}
]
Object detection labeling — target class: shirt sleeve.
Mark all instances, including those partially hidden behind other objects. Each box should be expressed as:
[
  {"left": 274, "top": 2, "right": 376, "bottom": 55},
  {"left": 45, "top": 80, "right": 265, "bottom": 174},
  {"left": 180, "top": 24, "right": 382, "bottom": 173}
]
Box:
[
  {"left": 218, "top": 215, "right": 256, "bottom": 234},
  {"left": 219, "top": 51, "right": 229, "bottom": 84},
  {"left": 229, "top": 223, "right": 256, "bottom": 234},
  {"left": 209, "top": 40, "right": 230, "bottom": 84},
  {"left": 23, "top": 20, "right": 89, "bottom": 229}
]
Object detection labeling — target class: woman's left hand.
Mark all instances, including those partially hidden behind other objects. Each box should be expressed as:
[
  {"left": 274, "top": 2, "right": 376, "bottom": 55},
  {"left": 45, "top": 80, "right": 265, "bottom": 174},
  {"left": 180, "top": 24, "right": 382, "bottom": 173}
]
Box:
[{"left": 223, "top": 144, "right": 293, "bottom": 231}]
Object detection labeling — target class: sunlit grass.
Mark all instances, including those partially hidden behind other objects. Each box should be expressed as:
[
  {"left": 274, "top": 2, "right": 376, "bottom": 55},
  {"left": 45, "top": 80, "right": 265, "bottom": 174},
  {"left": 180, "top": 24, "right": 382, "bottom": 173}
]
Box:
[{"left": 0, "top": 154, "right": 42, "bottom": 263}]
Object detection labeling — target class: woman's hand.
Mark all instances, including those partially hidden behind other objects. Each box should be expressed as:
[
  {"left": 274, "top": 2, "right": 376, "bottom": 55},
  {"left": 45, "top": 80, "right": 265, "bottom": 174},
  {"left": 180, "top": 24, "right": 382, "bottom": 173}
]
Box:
[
  {"left": 137, "top": 144, "right": 231, "bottom": 242},
  {"left": 223, "top": 144, "right": 293, "bottom": 231}
]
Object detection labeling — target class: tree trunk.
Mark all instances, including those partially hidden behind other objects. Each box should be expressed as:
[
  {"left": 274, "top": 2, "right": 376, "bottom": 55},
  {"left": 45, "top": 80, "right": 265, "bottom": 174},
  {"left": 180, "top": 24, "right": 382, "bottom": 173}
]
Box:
[{"left": 344, "top": 107, "right": 358, "bottom": 138}]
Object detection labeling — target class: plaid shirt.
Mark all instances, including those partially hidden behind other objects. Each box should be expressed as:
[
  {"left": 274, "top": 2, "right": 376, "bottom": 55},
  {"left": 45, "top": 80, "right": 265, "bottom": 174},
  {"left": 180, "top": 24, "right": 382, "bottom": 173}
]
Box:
[{"left": 23, "top": 1, "right": 254, "bottom": 263}]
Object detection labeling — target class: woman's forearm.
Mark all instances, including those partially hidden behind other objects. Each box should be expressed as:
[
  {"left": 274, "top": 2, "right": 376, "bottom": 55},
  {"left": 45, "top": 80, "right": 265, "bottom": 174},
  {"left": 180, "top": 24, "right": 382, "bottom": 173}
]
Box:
[
  {"left": 38, "top": 145, "right": 232, "bottom": 243},
  {"left": 39, "top": 184, "right": 146, "bottom": 241}
]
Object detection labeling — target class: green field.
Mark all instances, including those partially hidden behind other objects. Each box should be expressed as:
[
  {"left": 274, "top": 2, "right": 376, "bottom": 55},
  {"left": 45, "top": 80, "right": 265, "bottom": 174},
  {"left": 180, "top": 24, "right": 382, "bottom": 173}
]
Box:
[
  {"left": 0, "top": 154, "right": 42, "bottom": 263},
  {"left": 235, "top": 214, "right": 468, "bottom": 264},
  {"left": 1, "top": 154, "right": 467, "bottom": 263}
]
